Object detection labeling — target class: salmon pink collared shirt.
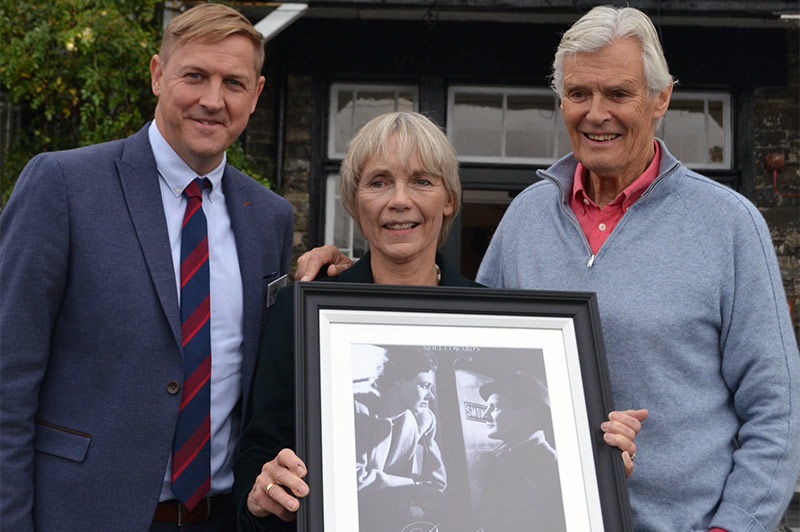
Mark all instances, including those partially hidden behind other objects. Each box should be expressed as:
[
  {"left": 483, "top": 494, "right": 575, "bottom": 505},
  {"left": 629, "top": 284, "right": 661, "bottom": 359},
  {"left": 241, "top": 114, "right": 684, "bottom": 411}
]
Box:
[{"left": 569, "top": 141, "right": 661, "bottom": 254}]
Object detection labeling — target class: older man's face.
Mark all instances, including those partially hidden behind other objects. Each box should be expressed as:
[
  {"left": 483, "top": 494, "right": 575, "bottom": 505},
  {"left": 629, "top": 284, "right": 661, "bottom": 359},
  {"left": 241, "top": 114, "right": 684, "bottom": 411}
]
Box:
[{"left": 560, "top": 38, "right": 671, "bottom": 185}]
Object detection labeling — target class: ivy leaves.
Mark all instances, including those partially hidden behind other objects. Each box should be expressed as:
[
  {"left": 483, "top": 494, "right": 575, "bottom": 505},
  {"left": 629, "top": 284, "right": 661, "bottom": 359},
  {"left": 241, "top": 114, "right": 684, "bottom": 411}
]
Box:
[{"left": 0, "top": 0, "right": 161, "bottom": 202}]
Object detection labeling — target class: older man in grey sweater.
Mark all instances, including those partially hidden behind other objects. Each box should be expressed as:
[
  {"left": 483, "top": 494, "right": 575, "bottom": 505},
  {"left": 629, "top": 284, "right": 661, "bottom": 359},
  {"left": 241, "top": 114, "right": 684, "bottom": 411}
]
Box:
[{"left": 477, "top": 6, "right": 800, "bottom": 532}]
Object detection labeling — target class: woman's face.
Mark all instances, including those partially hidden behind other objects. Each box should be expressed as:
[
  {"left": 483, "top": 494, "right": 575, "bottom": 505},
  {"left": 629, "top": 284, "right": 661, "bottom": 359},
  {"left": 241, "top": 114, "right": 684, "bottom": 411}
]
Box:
[
  {"left": 356, "top": 136, "right": 453, "bottom": 268},
  {"left": 394, "top": 370, "right": 435, "bottom": 412}
]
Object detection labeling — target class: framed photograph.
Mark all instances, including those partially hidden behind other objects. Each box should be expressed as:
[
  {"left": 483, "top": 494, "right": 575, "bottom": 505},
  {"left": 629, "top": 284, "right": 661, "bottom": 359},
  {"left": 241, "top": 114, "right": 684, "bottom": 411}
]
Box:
[{"left": 295, "top": 282, "right": 632, "bottom": 532}]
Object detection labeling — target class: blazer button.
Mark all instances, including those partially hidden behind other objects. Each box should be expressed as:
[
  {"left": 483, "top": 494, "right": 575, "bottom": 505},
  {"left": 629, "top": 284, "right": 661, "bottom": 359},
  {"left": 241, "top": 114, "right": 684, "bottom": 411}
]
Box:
[{"left": 166, "top": 381, "right": 181, "bottom": 395}]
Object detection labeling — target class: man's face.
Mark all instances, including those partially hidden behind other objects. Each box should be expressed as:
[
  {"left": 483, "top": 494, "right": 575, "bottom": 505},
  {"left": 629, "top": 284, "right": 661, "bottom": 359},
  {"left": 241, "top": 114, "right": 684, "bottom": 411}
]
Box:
[
  {"left": 560, "top": 38, "right": 672, "bottom": 185},
  {"left": 483, "top": 393, "right": 525, "bottom": 442},
  {"left": 150, "top": 35, "right": 265, "bottom": 176}
]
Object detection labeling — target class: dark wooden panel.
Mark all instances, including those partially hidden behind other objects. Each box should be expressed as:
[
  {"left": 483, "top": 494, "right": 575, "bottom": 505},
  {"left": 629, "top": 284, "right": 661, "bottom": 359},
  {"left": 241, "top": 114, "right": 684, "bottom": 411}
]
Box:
[
  {"left": 275, "top": 19, "right": 789, "bottom": 87},
  {"left": 239, "top": 0, "right": 799, "bottom": 16}
]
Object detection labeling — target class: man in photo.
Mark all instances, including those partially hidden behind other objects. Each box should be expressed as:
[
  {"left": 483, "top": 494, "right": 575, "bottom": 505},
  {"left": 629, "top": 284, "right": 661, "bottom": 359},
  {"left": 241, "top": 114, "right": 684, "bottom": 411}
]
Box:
[{"left": 477, "top": 372, "right": 566, "bottom": 531}]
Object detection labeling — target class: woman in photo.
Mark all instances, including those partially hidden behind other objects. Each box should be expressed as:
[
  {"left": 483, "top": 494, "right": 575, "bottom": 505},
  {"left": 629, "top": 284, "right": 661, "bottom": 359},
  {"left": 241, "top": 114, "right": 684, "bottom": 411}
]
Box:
[{"left": 354, "top": 346, "right": 447, "bottom": 529}]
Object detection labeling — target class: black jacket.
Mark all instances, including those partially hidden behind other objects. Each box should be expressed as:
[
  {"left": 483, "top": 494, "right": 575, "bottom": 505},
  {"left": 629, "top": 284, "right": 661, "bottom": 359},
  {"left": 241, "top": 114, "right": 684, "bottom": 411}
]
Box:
[{"left": 233, "top": 251, "right": 480, "bottom": 531}]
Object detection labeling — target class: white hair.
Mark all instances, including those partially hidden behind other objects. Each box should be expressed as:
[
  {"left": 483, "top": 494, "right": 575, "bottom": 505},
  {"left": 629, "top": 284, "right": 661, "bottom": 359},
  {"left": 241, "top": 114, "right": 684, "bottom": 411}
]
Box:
[{"left": 550, "top": 5, "right": 673, "bottom": 97}]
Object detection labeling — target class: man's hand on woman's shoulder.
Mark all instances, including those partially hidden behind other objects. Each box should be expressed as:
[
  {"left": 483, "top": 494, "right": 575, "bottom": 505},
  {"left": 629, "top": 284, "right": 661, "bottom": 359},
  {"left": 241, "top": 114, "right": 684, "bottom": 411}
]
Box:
[{"left": 295, "top": 244, "right": 354, "bottom": 281}]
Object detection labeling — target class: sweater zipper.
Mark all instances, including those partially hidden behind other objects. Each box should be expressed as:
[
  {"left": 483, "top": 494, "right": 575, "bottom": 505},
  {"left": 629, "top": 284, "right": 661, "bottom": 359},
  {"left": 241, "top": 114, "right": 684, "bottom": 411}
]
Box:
[
  {"left": 538, "top": 172, "right": 597, "bottom": 267},
  {"left": 537, "top": 160, "right": 680, "bottom": 268}
]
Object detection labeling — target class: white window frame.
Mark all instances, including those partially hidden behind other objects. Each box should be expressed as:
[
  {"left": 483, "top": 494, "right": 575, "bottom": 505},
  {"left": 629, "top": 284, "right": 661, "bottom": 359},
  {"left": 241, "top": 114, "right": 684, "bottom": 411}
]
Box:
[
  {"left": 327, "top": 83, "right": 419, "bottom": 159},
  {"left": 447, "top": 86, "right": 733, "bottom": 171},
  {"left": 324, "top": 172, "right": 367, "bottom": 260},
  {"left": 325, "top": 83, "right": 419, "bottom": 259},
  {"left": 659, "top": 90, "right": 732, "bottom": 170},
  {"left": 447, "top": 85, "right": 565, "bottom": 165}
]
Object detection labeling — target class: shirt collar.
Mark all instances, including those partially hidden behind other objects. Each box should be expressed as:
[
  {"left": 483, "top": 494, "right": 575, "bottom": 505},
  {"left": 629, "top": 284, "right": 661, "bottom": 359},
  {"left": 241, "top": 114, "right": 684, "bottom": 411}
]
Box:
[
  {"left": 570, "top": 140, "right": 661, "bottom": 210},
  {"left": 148, "top": 121, "right": 226, "bottom": 197}
]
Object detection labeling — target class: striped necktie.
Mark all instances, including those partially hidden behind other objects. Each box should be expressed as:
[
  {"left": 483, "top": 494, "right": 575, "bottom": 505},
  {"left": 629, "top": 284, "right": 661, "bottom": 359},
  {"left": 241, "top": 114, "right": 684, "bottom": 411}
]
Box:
[{"left": 172, "top": 177, "right": 212, "bottom": 510}]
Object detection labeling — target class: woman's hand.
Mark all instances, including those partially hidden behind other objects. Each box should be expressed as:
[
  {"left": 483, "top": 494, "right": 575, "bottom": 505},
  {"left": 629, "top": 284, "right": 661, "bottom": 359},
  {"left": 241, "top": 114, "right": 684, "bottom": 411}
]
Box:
[
  {"left": 601, "top": 409, "right": 648, "bottom": 478},
  {"left": 295, "top": 244, "right": 353, "bottom": 281},
  {"left": 247, "top": 448, "right": 309, "bottom": 521}
]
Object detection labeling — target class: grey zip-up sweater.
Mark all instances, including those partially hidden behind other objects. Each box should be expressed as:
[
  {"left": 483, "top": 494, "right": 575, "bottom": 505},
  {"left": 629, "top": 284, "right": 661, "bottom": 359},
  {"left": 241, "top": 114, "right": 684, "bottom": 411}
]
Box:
[{"left": 477, "top": 139, "right": 800, "bottom": 532}]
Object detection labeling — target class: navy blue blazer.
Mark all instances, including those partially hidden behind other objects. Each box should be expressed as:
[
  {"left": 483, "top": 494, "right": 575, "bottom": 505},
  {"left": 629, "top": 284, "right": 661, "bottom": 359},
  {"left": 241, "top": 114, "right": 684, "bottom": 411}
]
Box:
[{"left": 0, "top": 124, "right": 294, "bottom": 531}]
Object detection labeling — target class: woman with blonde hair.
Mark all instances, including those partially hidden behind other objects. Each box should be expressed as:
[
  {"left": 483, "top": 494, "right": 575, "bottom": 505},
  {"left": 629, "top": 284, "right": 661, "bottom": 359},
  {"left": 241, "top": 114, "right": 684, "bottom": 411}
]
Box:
[{"left": 232, "top": 111, "right": 642, "bottom": 530}]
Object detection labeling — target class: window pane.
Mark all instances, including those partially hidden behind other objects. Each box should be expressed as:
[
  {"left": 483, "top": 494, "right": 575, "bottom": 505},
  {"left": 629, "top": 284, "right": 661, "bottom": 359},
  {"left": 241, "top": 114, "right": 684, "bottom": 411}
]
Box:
[
  {"left": 330, "top": 85, "right": 418, "bottom": 157},
  {"left": 451, "top": 93, "right": 502, "bottom": 157},
  {"left": 332, "top": 199, "right": 351, "bottom": 250},
  {"left": 556, "top": 112, "right": 571, "bottom": 159},
  {"left": 707, "top": 101, "right": 725, "bottom": 164},
  {"left": 664, "top": 99, "right": 705, "bottom": 164},
  {"left": 397, "top": 92, "right": 415, "bottom": 112},
  {"left": 506, "top": 94, "right": 557, "bottom": 158},
  {"left": 352, "top": 225, "right": 368, "bottom": 258},
  {"left": 335, "top": 91, "right": 355, "bottom": 154},
  {"left": 354, "top": 91, "right": 396, "bottom": 133}
]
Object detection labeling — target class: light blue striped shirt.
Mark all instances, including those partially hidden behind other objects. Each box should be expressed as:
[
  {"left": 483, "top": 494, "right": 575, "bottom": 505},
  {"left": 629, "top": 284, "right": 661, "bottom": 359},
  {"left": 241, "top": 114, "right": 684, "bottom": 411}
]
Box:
[{"left": 149, "top": 121, "right": 244, "bottom": 501}]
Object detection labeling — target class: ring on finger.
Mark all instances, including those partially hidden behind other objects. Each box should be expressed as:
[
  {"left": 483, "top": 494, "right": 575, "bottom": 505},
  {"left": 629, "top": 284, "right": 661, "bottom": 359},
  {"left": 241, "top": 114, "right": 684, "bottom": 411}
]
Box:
[
  {"left": 265, "top": 482, "right": 277, "bottom": 497},
  {"left": 629, "top": 452, "right": 636, "bottom": 462}
]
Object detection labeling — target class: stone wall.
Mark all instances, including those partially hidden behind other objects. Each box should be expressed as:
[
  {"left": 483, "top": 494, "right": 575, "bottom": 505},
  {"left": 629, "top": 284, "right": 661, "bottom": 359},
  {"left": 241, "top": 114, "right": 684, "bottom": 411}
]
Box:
[
  {"left": 281, "top": 74, "right": 314, "bottom": 265},
  {"left": 752, "top": 26, "right": 800, "bottom": 339},
  {"left": 245, "top": 65, "right": 314, "bottom": 270}
]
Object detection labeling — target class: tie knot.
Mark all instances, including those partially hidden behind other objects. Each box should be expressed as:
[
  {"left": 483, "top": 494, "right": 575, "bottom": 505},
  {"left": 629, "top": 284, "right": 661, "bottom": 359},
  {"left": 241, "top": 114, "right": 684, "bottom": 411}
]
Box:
[{"left": 183, "top": 178, "right": 209, "bottom": 200}]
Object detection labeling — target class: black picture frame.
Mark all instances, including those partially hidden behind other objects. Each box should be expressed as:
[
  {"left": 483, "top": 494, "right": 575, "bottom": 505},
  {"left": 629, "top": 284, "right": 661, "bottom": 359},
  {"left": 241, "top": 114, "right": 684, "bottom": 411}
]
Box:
[{"left": 295, "top": 282, "right": 633, "bottom": 532}]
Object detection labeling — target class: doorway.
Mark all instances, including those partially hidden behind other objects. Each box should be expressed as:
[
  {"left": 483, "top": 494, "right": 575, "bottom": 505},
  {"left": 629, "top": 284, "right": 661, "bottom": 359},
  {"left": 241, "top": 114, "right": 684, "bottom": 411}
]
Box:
[{"left": 459, "top": 190, "right": 514, "bottom": 280}]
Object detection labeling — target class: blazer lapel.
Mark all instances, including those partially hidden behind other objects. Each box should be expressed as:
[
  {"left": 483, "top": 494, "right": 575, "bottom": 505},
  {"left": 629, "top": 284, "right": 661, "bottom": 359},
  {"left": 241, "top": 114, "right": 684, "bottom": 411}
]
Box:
[
  {"left": 223, "top": 170, "right": 262, "bottom": 392},
  {"left": 116, "top": 126, "right": 182, "bottom": 349}
]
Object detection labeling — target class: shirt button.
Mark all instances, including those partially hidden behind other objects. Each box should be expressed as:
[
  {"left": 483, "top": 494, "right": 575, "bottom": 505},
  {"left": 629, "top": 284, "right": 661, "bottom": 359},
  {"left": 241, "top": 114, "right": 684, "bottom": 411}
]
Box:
[
  {"left": 598, "top": 223, "right": 607, "bottom": 231},
  {"left": 209, "top": 192, "right": 215, "bottom": 201},
  {"left": 173, "top": 187, "right": 181, "bottom": 195},
  {"left": 166, "top": 381, "right": 181, "bottom": 395},
  {"left": 583, "top": 198, "right": 590, "bottom": 205}
]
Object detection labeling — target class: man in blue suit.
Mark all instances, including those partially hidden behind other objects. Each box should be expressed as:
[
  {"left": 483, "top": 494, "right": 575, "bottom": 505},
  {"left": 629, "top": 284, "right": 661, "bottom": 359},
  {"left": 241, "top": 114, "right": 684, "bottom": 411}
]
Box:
[{"left": 0, "top": 4, "right": 293, "bottom": 530}]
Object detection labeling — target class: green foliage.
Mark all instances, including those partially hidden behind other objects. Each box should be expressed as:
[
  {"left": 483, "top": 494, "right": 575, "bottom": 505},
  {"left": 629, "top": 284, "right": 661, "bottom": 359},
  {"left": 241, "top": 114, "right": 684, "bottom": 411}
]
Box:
[
  {"left": 0, "top": 0, "right": 162, "bottom": 204},
  {"left": 226, "top": 139, "right": 272, "bottom": 190}
]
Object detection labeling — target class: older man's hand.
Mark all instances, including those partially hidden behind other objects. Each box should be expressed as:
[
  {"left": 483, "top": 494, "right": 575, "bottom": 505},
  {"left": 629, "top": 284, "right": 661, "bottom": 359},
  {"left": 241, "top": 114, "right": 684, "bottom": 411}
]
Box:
[
  {"left": 247, "top": 448, "right": 309, "bottom": 521},
  {"left": 295, "top": 244, "right": 354, "bottom": 281},
  {"left": 601, "top": 409, "right": 648, "bottom": 478}
]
